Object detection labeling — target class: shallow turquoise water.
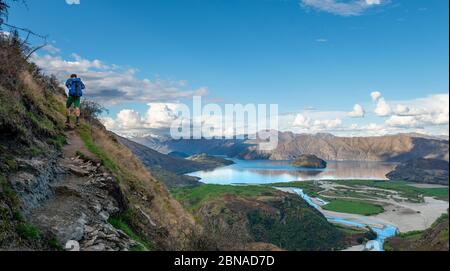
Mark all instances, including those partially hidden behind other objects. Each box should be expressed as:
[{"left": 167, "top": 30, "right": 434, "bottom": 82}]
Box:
[
  {"left": 188, "top": 159, "right": 399, "bottom": 251},
  {"left": 291, "top": 188, "right": 398, "bottom": 252}
]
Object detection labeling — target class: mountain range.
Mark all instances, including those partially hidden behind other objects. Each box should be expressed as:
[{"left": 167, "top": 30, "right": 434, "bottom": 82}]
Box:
[{"left": 130, "top": 132, "right": 449, "bottom": 163}]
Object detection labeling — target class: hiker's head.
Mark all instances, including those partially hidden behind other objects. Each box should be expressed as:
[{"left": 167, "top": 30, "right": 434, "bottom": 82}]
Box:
[{"left": 70, "top": 74, "right": 78, "bottom": 79}]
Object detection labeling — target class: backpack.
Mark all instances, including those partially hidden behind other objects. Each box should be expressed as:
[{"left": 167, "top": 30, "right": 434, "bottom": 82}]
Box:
[{"left": 68, "top": 78, "right": 84, "bottom": 97}]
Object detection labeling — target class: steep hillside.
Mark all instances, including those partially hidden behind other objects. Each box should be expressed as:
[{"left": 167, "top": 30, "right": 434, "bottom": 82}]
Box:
[
  {"left": 387, "top": 158, "right": 449, "bottom": 185},
  {"left": 241, "top": 132, "right": 449, "bottom": 162},
  {"left": 385, "top": 213, "right": 449, "bottom": 251},
  {"left": 133, "top": 136, "right": 250, "bottom": 157},
  {"left": 0, "top": 34, "right": 196, "bottom": 250},
  {"left": 172, "top": 185, "right": 346, "bottom": 251},
  {"left": 117, "top": 136, "right": 207, "bottom": 175},
  {"left": 116, "top": 136, "right": 233, "bottom": 188}
]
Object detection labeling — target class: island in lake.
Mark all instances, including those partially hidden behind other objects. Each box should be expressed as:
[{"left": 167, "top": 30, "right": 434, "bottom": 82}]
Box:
[{"left": 292, "top": 154, "right": 327, "bottom": 169}]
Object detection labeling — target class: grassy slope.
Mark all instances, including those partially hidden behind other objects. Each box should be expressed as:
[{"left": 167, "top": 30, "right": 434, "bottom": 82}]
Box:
[
  {"left": 1, "top": 35, "right": 72, "bottom": 250},
  {"left": 385, "top": 213, "right": 449, "bottom": 251},
  {"left": 78, "top": 124, "right": 197, "bottom": 250}
]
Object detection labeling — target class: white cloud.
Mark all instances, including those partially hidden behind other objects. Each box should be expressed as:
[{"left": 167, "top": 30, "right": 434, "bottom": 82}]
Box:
[
  {"left": 383, "top": 94, "right": 449, "bottom": 127},
  {"left": 300, "top": 0, "right": 386, "bottom": 16},
  {"left": 313, "top": 118, "right": 343, "bottom": 129},
  {"left": 292, "top": 113, "right": 343, "bottom": 131},
  {"left": 66, "top": 0, "right": 80, "bottom": 5},
  {"left": 374, "top": 97, "right": 392, "bottom": 117},
  {"left": 365, "top": 0, "right": 381, "bottom": 4},
  {"left": 386, "top": 115, "right": 420, "bottom": 128},
  {"left": 31, "top": 52, "right": 208, "bottom": 104},
  {"left": 371, "top": 91, "right": 382, "bottom": 101},
  {"left": 42, "top": 44, "right": 61, "bottom": 55},
  {"left": 293, "top": 114, "right": 311, "bottom": 128},
  {"left": 116, "top": 109, "right": 143, "bottom": 129},
  {"left": 348, "top": 104, "right": 365, "bottom": 118},
  {"left": 143, "top": 103, "right": 188, "bottom": 129}
]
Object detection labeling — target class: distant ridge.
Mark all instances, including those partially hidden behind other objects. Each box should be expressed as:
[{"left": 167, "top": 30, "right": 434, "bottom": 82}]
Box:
[{"left": 129, "top": 132, "right": 449, "bottom": 162}]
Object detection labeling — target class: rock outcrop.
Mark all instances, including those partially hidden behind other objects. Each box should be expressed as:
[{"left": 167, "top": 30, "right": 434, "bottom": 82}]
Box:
[{"left": 29, "top": 155, "right": 136, "bottom": 251}]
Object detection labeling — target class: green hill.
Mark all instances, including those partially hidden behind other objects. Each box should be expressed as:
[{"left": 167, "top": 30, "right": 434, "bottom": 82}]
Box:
[
  {"left": 173, "top": 184, "right": 346, "bottom": 251},
  {"left": 385, "top": 212, "right": 449, "bottom": 251}
]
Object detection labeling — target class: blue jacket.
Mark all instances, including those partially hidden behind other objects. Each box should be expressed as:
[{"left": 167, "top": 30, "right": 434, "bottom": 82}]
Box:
[{"left": 66, "top": 78, "right": 85, "bottom": 97}]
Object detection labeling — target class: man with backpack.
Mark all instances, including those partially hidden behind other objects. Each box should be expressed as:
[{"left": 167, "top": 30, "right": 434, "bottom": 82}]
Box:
[{"left": 65, "top": 74, "right": 85, "bottom": 127}]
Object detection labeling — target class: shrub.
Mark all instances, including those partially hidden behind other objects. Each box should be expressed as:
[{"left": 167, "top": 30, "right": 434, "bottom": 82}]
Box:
[
  {"left": 80, "top": 100, "right": 108, "bottom": 126},
  {"left": 16, "top": 223, "right": 42, "bottom": 241}
]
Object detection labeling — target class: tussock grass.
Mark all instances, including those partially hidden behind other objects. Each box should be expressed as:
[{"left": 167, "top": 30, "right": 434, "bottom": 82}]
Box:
[
  {"left": 77, "top": 123, "right": 196, "bottom": 250},
  {"left": 108, "top": 213, "right": 155, "bottom": 251}
]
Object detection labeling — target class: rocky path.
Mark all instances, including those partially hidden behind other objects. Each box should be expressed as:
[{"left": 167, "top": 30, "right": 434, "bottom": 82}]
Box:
[{"left": 28, "top": 130, "right": 137, "bottom": 251}]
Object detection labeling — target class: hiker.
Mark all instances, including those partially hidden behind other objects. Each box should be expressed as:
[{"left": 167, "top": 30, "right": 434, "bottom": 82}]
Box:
[{"left": 65, "top": 74, "right": 85, "bottom": 127}]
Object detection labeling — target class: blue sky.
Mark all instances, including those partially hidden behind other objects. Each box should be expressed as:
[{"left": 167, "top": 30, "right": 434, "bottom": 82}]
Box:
[{"left": 4, "top": 0, "right": 449, "bottom": 137}]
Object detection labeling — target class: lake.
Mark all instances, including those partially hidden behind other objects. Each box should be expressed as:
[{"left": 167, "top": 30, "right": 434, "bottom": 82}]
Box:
[
  {"left": 188, "top": 159, "right": 397, "bottom": 185},
  {"left": 188, "top": 159, "right": 400, "bottom": 251}
]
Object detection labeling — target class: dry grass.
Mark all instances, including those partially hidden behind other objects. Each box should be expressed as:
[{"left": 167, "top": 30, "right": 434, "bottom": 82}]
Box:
[{"left": 81, "top": 124, "right": 197, "bottom": 250}]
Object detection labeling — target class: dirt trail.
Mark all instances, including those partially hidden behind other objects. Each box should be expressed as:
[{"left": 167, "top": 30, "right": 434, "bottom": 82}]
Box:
[
  {"left": 63, "top": 129, "right": 95, "bottom": 159},
  {"left": 28, "top": 130, "right": 137, "bottom": 251}
]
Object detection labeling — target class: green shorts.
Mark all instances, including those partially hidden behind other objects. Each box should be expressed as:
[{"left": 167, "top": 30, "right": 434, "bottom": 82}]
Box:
[{"left": 66, "top": 96, "right": 81, "bottom": 109}]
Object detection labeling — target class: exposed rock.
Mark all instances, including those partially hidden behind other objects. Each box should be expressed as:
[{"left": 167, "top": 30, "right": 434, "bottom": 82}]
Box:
[
  {"left": 387, "top": 158, "right": 449, "bottom": 185},
  {"left": 26, "top": 155, "right": 138, "bottom": 251},
  {"left": 8, "top": 154, "right": 61, "bottom": 215},
  {"left": 292, "top": 154, "right": 327, "bottom": 169}
]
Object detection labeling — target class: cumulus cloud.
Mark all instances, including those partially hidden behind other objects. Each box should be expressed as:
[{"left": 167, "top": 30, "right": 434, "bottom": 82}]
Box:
[
  {"left": 102, "top": 103, "right": 190, "bottom": 135},
  {"left": 379, "top": 94, "right": 449, "bottom": 128},
  {"left": 386, "top": 115, "right": 420, "bottom": 128},
  {"left": 105, "top": 92, "right": 449, "bottom": 138},
  {"left": 293, "top": 114, "right": 311, "bottom": 128},
  {"left": 371, "top": 91, "right": 382, "bottom": 101},
  {"left": 31, "top": 52, "right": 208, "bottom": 104},
  {"left": 374, "top": 97, "right": 392, "bottom": 117},
  {"left": 348, "top": 104, "right": 365, "bottom": 118},
  {"left": 300, "top": 0, "right": 386, "bottom": 16},
  {"left": 144, "top": 103, "right": 188, "bottom": 129},
  {"left": 116, "top": 109, "right": 143, "bottom": 129},
  {"left": 292, "top": 113, "right": 343, "bottom": 131}
]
